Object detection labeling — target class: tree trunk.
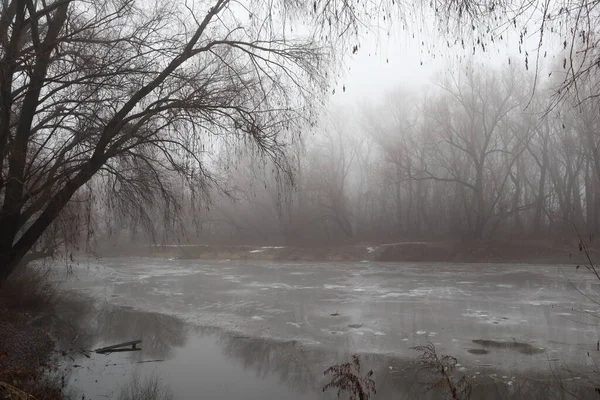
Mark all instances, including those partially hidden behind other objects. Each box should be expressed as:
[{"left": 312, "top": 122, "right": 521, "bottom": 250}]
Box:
[
  {"left": 533, "top": 158, "right": 547, "bottom": 234},
  {"left": 473, "top": 163, "right": 486, "bottom": 238}
]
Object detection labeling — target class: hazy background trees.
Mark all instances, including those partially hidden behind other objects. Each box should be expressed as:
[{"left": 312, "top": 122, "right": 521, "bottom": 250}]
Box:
[
  {"left": 3, "top": 0, "right": 600, "bottom": 276},
  {"left": 104, "top": 62, "right": 600, "bottom": 246}
]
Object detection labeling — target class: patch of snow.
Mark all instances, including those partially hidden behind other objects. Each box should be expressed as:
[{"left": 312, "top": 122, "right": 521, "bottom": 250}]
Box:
[
  {"left": 352, "top": 328, "right": 385, "bottom": 336},
  {"left": 416, "top": 330, "right": 427, "bottom": 335},
  {"left": 135, "top": 268, "right": 198, "bottom": 279},
  {"left": 287, "top": 322, "right": 301, "bottom": 328},
  {"left": 461, "top": 310, "right": 489, "bottom": 319},
  {"left": 249, "top": 249, "right": 265, "bottom": 253},
  {"left": 524, "top": 300, "right": 555, "bottom": 305},
  {"left": 247, "top": 282, "right": 294, "bottom": 290},
  {"left": 323, "top": 284, "right": 345, "bottom": 289},
  {"left": 222, "top": 275, "right": 242, "bottom": 281},
  {"left": 252, "top": 316, "right": 264, "bottom": 321},
  {"left": 379, "top": 292, "right": 405, "bottom": 298},
  {"left": 366, "top": 247, "right": 376, "bottom": 253}
]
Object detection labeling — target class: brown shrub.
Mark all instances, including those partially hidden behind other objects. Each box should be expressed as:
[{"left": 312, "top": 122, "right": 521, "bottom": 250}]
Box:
[
  {"left": 0, "top": 371, "right": 64, "bottom": 400},
  {"left": 0, "top": 264, "right": 57, "bottom": 311}
]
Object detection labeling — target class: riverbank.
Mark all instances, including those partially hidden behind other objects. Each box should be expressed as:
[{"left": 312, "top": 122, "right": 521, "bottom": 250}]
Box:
[
  {"left": 99, "top": 238, "right": 597, "bottom": 265},
  {"left": 0, "top": 310, "right": 62, "bottom": 398},
  {"left": 0, "top": 265, "right": 85, "bottom": 399}
]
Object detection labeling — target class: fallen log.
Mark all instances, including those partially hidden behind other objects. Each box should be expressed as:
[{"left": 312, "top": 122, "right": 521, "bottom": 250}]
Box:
[{"left": 95, "top": 340, "right": 142, "bottom": 354}]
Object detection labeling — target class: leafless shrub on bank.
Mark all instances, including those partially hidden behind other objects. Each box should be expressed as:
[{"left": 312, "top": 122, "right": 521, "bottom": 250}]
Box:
[
  {"left": 0, "top": 264, "right": 57, "bottom": 311},
  {"left": 412, "top": 342, "right": 472, "bottom": 400},
  {"left": 323, "top": 354, "right": 376, "bottom": 400}
]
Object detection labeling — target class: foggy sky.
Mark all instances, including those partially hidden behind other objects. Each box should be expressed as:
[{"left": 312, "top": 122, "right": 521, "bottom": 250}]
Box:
[{"left": 331, "top": 17, "right": 561, "bottom": 108}]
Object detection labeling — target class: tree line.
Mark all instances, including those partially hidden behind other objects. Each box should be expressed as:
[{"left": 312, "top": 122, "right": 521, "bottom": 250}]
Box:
[
  {"left": 1, "top": 0, "right": 600, "bottom": 281},
  {"left": 109, "top": 63, "right": 600, "bottom": 245}
]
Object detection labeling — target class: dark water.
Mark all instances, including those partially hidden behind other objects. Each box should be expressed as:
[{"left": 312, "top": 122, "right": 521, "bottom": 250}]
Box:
[{"left": 55, "top": 298, "right": 600, "bottom": 400}]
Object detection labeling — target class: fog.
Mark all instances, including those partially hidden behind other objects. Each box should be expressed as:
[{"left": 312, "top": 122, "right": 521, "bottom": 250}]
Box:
[
  {"left": 15, "top": 4, "right": 594, "bottom": 252},
  {"left": 5, "top": 1, "right": 600, "bottom": 398},
  {"left": 86, "top": 58, "right": 599, "bottom": 248}
]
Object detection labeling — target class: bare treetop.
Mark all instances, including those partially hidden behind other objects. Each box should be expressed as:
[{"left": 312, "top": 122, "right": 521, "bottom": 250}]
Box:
[
  {"left": 0, "top": 0, "right": 418, "bottom": 281},
  {"left": 1, "top": 0, "right": 598, "bottom": 281}
]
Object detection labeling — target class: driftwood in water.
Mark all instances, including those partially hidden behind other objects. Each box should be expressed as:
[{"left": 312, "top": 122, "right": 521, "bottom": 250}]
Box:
[{"left": 95, "top": 340, "right": 142, "bottom": 354}]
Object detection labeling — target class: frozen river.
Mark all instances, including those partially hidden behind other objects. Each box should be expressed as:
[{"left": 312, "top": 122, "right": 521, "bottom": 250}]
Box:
[{"left": 60, "top": 258, "right": 600, "bottom": 399}]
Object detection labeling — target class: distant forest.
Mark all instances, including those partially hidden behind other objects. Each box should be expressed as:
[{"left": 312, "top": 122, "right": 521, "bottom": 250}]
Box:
[{"left": 94, "top": 64, "right": 600, "bottom": 246}]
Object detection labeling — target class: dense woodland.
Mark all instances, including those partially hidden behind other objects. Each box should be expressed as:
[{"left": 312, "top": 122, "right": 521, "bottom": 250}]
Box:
[
  {"left": 2, "top": 0, "right": 600, "bottom": 280},
  {"left": 97, "top": 64, "right": 600, "bottom": 245}
]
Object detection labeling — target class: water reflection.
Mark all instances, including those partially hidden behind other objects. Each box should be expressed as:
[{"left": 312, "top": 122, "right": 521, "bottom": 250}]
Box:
[
  {"left": 58, "top": 295, "right": 600, "bottom": 400},
  {"left": 212, "top": 332, "right": 323, "bottom": 392},
  {"left": 197, "top": 326, "right": 600, "bottom": 400},
  {"left": 93, "top": 306, "right": 187, "bottom": 360},
  {"left": 55, "top": 295, "right": 188, "bottom": 360},
  {"left": 67, "top": 258, "right": 600, "bottom": 375}
]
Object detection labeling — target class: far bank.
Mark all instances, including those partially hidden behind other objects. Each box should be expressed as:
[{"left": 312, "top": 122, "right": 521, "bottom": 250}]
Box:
[{"left": 97, "top": 238, "right": 598, "bottom": 265}]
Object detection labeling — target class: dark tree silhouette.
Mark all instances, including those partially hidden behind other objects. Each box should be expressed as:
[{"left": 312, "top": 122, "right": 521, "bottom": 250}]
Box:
[{"left": 0, "top": 0, "right": 417, "bottom": 282}]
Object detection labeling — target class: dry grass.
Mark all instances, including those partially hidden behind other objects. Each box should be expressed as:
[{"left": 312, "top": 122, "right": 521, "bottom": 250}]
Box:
[
  {"left": 0, "top": 264, "right": 57, "bottom": 311},
  {"left": 0, "top": 382, "right": 31, "bottom": 400},
  {"left": 0, "top": 369, "right": 64, "bottom": 400}
]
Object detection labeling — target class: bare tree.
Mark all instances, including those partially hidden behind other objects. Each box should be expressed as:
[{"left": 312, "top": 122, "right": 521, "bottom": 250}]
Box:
[
  {"left": 0, "top": 0, "right": 411, "bottom": 282},
  {"left": 308, "top": 113, "right": 357, "bottom": 238},
  {"left": 438, "top": 0, "right": 600, "bottom": 107},
  {"left": 388, "top": 67, "right": 530, "bottom": 238}
]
